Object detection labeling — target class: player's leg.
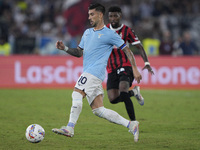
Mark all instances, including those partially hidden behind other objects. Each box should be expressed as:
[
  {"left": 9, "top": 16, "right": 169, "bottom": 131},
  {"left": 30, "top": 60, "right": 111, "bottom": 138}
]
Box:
[
  {"left": 107, "top": 89, "right": 121, "bottom": 103},
  {"left": 129, "top": 86, "right": 144, "bottom": 106},
  {"left": 91, "top": 94, "right": 130, "bottom": 127},
  {"left": 52, "top": 73, "right": 88, "bottom": 137},
  {"left": 107, "top": 67, "right": 136, "bottom": 120},
  {"left": 119, "top": 80, "right": 136, "bottom": 121},
  {"left": 66, "top": 88, "right": 85, "bottom": 130},
  {"left": 91, "top": 94, "right": 139, "bottom": 142},
  {"left": 106, "top": 70, "right": 122, "bottom": 104},
  {"left": 52, "top": 88, "right": 85, "bottom": 137}
]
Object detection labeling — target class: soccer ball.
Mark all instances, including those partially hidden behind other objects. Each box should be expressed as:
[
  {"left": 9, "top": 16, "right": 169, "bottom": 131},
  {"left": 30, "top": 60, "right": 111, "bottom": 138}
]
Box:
[{"left": 25, "top": 124, "right": 45, "bottom": 143}]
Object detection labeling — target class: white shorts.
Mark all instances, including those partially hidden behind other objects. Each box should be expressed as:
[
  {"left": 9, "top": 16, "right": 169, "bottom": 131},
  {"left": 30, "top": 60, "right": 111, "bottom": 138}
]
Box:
[{"left": 75, "top": 72, "right": 104, "bottom": 105}]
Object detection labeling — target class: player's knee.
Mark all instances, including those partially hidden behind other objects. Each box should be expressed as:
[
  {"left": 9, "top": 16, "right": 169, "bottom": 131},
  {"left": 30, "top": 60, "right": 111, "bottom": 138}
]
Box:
[
  {"left": 110, "top": 96, "right": 122, "bottom": 104},
  {"left": 92, "top": 106, "right": 106, "bottom": 118},
  {"left": 119, "top": 81, "right": 130, "bottom": 92},
  {"left": 108, "top": 95, "right": 119, "bottom": 104},
  {"left": 72, "top": 91, "right": 83, "bottom": 99},
  {"left": 110, "top": 99, "right": 118, "bottom": 104}
]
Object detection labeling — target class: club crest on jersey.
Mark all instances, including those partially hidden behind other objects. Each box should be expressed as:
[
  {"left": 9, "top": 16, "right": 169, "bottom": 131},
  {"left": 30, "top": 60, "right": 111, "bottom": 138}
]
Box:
[{"left": 98, "top": 33, "right": 104, "bottom": 38}]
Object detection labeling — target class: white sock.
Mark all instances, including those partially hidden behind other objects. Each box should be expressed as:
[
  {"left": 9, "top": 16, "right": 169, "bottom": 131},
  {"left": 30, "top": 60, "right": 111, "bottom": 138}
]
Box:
[
  {"left": 68, "top": 91, "right": 83, "bottom": 128},
  {"left": 93, "top": 107, "right": 130, "bottom": 128}
]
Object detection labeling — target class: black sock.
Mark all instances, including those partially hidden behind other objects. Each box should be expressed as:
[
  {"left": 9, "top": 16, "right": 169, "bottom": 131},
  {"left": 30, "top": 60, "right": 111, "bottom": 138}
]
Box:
[
  {"left": 110, "top": 92, "right": 136, "bottom": 120},
  {"left": 110, "top": 96, "right": 123, "bottom": 104},
  {"left": 129, "top": 90, "right": 134, "bottom": 97},
  {"left": 120, "top": 92, "right": 136, "bottom": 121}
]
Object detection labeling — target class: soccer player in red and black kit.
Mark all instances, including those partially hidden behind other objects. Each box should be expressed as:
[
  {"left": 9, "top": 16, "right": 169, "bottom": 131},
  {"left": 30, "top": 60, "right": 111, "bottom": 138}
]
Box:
[{"left": 106, "top": 6, "right": 154, "bottom": 121}]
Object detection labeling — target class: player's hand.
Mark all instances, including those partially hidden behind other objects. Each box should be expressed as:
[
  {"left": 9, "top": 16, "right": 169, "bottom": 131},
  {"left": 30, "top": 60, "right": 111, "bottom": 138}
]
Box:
[
  {"left": 133, "top": 67, "right": 142, "bottom": 84},
  {"left": 142, "top": 65, "right": 154, "bottom": 75},
  {"left": 55, "top": 41, "right": 65, "bottom": 50}
]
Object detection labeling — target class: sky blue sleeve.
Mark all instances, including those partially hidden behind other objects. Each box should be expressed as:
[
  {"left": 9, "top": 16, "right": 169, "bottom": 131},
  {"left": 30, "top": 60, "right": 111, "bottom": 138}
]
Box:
[{"left": 110, "top": 31, "right": 126, "bottom": 48}]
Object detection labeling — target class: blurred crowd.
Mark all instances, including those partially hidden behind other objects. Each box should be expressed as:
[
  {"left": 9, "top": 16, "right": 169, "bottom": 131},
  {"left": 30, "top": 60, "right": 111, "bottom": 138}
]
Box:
[{"left": 0, "top": 0, "right": 199, "bottom": 56}]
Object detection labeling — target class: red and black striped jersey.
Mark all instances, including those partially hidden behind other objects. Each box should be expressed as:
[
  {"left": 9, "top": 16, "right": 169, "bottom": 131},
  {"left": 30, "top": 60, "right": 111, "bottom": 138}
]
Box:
[{"left": 106, "top": 23, "right": 141, "bottom": 73}]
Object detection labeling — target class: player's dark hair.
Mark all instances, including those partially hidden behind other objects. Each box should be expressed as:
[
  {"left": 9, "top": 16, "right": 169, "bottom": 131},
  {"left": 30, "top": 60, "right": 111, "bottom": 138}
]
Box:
[
  {"left": 108, "top": 6, "right": 122, "bottom": 13},
  {"left": 88, "top": 3, "right": 105, "bottom": 15}
]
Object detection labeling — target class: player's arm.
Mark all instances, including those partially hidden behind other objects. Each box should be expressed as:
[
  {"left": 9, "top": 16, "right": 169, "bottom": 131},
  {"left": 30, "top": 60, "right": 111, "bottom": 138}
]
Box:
[
  {"left": 135, "top": 43, "right": 154, "bottom": 75},
  {"left": 55, "top": 40, "right": 83, "bottom": 57},
  {"left": 128, "top": 28, "right": 154, "bottom": 74},
  {"left": 123, "top": 46, "right": 142, "bottom": 84},
  {"left": 135, "top": 43, "right": 148, "bottom": 62}
]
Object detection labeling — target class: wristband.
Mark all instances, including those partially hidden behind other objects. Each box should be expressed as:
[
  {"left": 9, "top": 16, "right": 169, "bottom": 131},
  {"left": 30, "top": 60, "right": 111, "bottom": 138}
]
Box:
[
  {"left": 64, "top": 46, "right": 69, "bottom": 52},
  {"left": 145, "top": 62, "right": 150, "bottom": 66}
]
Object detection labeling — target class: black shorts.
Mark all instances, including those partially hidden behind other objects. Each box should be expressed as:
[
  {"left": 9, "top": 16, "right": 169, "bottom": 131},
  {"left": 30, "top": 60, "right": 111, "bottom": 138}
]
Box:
[{"left": 106, "top": 66, "right": 134, "bottom": 90}]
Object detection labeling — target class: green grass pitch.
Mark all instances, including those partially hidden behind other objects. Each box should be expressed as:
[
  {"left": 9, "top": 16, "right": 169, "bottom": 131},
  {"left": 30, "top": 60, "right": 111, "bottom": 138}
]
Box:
[{"left": 0, "top": 89, "right": 200, "bottom": 150}]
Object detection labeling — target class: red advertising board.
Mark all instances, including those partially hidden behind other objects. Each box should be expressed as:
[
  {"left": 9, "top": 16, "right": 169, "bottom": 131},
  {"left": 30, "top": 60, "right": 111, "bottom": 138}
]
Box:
[{"left": 0, "top": 55, "right": 199, "bottom": 89}]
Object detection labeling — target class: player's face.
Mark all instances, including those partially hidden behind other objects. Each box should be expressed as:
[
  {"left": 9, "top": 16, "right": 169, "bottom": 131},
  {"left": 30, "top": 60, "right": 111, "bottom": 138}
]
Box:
[
  {"left": 88, "top": 9, "right": 102, "bottom": 27},
  {"left": 108, "top": 12, "right": 121, "bottom": 28}
]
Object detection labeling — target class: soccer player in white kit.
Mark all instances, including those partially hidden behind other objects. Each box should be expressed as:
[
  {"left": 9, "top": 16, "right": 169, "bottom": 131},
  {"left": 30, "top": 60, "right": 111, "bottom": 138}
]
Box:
[{"left": 52, "top": 3, "right": 142, "bottom": 142}]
